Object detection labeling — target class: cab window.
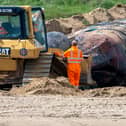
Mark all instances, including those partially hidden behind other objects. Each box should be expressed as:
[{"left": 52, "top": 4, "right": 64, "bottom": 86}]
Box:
[
  {"left": 0, "top": 15, "right": 21, "bottom": 38},
  {"left": 32, "top": 9, "right": 46, "bottom": 45}
]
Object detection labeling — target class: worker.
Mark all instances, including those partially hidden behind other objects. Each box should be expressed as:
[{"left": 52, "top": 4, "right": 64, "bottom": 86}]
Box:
[{"left": 63, "top": 40, "right": 83, "bottom": 88}]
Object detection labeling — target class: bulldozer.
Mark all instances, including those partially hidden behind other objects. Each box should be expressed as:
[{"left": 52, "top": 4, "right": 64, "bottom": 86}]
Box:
[
  {"left": 0, "top": 5, "right": 95, "bottom": 89},
  {"left": 0, "top": 5, "right": 54, "bottom": 88}
]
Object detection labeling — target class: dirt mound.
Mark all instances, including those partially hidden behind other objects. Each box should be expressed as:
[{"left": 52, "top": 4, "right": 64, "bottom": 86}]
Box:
[
  {"left": 5, "top": 76, "right": 126, "bottom": 97},
  {"left": 83, "top": 8, "right": 113, "bottom": 24},
  {"left": 8, "top": 77, "right": 82, "bottom": 96},
  {"left": 46, "top": 19, "right": 72, "bottom": 34},
  {"left": 83, "top": 86, "right": 126, "bottom": 97},
  {"left": 46, "top": 17, "right": 84, "bottom": 34},
  {"left": 46, "top": 4, "right": 126, "bottom": 34},
  {"left": 108, "top": 4, "right": 126, "bottom": 19}
]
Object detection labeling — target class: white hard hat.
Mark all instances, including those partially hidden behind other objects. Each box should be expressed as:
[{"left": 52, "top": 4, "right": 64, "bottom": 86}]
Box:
[{"left": 72, "top": 40, "right": 77, "bottom": 45}]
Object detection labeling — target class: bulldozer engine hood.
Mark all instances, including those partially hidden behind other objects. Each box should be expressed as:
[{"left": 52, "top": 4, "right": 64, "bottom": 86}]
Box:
[{"left": 0, "top": 39, "right": 42, "bottom": 58}]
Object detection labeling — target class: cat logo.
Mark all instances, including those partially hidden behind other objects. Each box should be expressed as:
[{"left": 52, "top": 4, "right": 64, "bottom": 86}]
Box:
[{"left": 0, "top": 48, "right": 10, "bottom": 57}]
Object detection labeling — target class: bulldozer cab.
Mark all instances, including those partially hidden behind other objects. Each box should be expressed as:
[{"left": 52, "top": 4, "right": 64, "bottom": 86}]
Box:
[{"left": 0, "top": 6, "right": 47, "bottom": 58}]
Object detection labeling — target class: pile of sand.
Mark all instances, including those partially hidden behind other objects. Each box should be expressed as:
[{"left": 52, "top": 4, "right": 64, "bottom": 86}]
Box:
[
  {"left": 3, "top": 77, "right": 125, "bottom": 97},
  {"left": 83, "top": 8, "right": 113, "bottom": 24},
  {"left": 46, "top": 17, "right": 83, "bottom": 34},
  {"left": 46, "top": 4, "right": 126, "bottom": 34},
  {"left": 8, "top": 77, "right": 82, "bottom": 96},
  {"left": 82, "top": 86, "right": 126, "bottom": 97}
]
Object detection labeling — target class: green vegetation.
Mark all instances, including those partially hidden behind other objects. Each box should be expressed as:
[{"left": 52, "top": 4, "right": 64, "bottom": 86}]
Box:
[{"left": 1, "top": 0, "right": 126, "bottom": 19}]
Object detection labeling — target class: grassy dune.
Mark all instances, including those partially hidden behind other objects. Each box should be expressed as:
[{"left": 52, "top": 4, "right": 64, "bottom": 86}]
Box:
[{"left": 1, "top": 0, "right": 126, "bottom": 19}]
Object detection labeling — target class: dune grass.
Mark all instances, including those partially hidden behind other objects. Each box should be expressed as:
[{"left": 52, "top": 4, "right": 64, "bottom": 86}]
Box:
[{"left": 0, "top": 0, "right": 126, "bottom": 19}]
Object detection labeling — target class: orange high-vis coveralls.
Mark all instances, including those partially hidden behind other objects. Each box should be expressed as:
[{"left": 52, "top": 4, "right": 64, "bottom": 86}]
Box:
[{"left": 64, "top": 46, "right": 83, "bottom": 86}]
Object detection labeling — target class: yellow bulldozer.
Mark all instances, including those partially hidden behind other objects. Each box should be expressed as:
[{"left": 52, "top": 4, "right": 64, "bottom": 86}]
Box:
[
  {"left": 0, "top": 5, "right": 95, "bottom": 89},
  {"left": 0, "top": 5, "right": 55, "bottom": 87}
]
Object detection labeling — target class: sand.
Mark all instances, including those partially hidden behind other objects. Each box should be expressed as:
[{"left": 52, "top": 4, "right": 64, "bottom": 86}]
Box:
[
  {"left": 0, "top": 96, "right": 125, "bottom": 125},
  {"left": 0, "top": 118, "right": 126, "bottom": 126},
  {"left": 0, "top": 77, "right": 126, "bottom": 125}
]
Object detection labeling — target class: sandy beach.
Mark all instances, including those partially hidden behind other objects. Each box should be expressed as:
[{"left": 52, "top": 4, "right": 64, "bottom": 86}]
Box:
[{"left": 0, "top": 95, "right": 125, "bottom": 126}]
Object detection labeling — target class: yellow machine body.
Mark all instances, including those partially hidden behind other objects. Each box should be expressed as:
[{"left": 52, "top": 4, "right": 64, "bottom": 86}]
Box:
[
  {"left": 0, "top": 6, "right": 47, "bottom": 72},
  {"left": 0, "top": 39, "right": 42, "bottom": 59},
  {"left": 0, "top": 6, "right": 48, "bottom": 85},
  {"left": 0, "top": 39, "right": 42, "bottom": 71}
]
